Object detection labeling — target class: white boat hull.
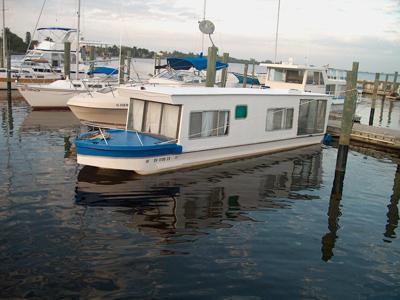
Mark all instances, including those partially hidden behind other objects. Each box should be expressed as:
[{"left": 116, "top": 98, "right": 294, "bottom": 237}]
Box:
[
  {"left": 69, "top": 104, "right": 127, "bottom": 128},
  {"left": 18, "top": 86, "right": 86, "bottom": 108},
  {"left": 77, "top": 135, "right": 323, "bottom": 175}
]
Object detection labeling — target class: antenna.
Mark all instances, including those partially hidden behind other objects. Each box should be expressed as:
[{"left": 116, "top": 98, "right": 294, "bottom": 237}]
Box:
[
  {"left": 198, "top": 19, "right": 215, "bottom": 47},
  {"left": 201, "top": 0, "right": 206, "bottom": 53},
  {"left": 274, "top": 0, "right": 281, "bottom": 63}
]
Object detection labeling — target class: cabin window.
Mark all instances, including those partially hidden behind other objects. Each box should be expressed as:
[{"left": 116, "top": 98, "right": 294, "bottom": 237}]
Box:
[
  {"left": 235, "top": 105, "right": 247, "bottom": 119},
  {"left": 268, "top": 69, "right": 285, "bottom": 81},
  {"left": 266, "top": 108, "right": 294, "bottom": 131},
  {"left": 73, "top": 84, "right": 81, "bottom": 88},
  {"left": 87, "top": 84, "right": 102, "bottom": 89},
  {"left": 326, "top": 84, "right": 335, "bottom": 95},
  {"left": 297, "top": 99, "right": 327, "bottom": 135},
  {"left": 189, "top": 110, "right": 230, "bottom": 139},
  {"left": 144, "top": 102, "right": 162, "bottom": 134},
  {"left": 127, "top": 99, "right": 181, "bottom": 139},
  {"left": 306, "top": 71, "right": 324, "bottom": 85},
  {"left": 286, "top": 70, "right": 304, "bottom": 84}
]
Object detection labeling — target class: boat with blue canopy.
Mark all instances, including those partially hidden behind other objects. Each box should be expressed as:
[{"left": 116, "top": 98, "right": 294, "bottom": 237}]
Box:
[
  {"left": 149, "top": 56, "right": 228, "bottom": 87},
  {"left": 87, "top": 66, "right": 118, "bottom": 76},
  {"left": 166, "top": 57, "right": 228, "bottom": 71}
]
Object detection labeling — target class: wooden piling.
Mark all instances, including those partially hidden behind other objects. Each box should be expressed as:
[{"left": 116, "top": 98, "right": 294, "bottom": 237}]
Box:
[
  {"left": 383, "top": 74, "right": 389, "bottom": 95},
  {"left": 251, "top": 61, "right": 255, "bottom": 86},
  {"left": 206, "top": 46, "right": 217, "bottom": 87},
  {"left": 89, "top": 46, "right": 95, "bottom": 74},
  {"left": 126, "top": 48, "right": 132, "bottom": 81},
  {"left": 243, "top": 63, "right": 248, "bottom": 88},
  {"left": 369, "top": 73, "right": 379, "bottom": 126},
  {"left": 64, "top": 41, "right": 71, "bottom": 78},
  {"left": 157, "top": 56, "right": 161, "bottom": 75},
  {"left": 220, "top": 52, "right": 229, "bottom": 87},
  {"left": 6, "top": 54, "right": 11, "bottom": 97},
  {"left": 119, "top": 52, "right": 125, "bottom": 84},
  {"left": 153, "top": 54, "right": 158, "bottom": 76},
  {"left": 334, "top": 61, "right": 359, "bottom": 175},
  {"left": 391, "top": 71, "right": 398, "bottom": 94},
  {"left": 0, "top": 44, "right": 3, "bottom": 68}
]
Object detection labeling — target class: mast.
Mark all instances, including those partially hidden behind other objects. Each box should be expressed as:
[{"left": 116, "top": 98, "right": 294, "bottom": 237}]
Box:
[
  {"left": 2, "top": 0, "right": 6, "bottom": 68},
  {"left": 75, "top": 0, "right": 81, "bottom": 79},
  {"left": 274, "top": 0, "right": 281, "bottom": 63},
  {"left": 201, "top": 0, "right": 206, "bottom": 54}
]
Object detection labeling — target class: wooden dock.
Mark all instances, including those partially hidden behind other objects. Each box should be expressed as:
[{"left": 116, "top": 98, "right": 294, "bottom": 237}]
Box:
[{"left": 327, "top": 120, "right": 400, "bottom": 152}]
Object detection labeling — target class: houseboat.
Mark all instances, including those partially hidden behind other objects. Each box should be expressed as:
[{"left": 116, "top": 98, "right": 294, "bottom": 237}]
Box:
[{"left": 75, "top": 86, "right": 331, "bottom": 175}]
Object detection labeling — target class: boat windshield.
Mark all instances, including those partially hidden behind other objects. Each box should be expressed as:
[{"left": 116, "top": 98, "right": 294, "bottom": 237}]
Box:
[
  {"left": 156, "top": 69, "right": 205, "bottom": 84},
  {"left": 267, "top": 68, "right": 304, "bottom": 84}
]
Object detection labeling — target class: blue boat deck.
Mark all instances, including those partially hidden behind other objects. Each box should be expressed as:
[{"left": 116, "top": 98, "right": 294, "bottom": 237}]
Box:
[{"left": 75, "top": 130, "right": 182, "bottom": 157}]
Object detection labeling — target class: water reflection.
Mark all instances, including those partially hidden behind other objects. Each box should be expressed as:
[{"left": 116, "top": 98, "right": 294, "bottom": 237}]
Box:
[
  {"left": 321, "top": 171, "right": 344, "bottom": 262},
  {"left": 76, "top": 145, "right": 324, "bottom": 238},
  {"left": 21, "top": 110, "right": 81, "bottom": 132},
  {"left": 388, "top": 100, "right": 394, "bottom": 126},
  {"left": 384, "top": 164, "right": 400, "bottom": 241},
  {"left": 379, "top": 98, "right": 385, "bottom": 125}
]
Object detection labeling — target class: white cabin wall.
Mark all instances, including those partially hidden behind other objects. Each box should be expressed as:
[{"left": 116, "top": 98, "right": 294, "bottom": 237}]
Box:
[{"left": 176, "top": 94, "right": 328, "bottom": 153}]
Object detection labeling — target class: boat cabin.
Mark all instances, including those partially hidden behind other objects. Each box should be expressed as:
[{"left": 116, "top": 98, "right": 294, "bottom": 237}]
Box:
[
  {"left": 119, "top": 86, "right": 331, "bottom": 153},
  {"left": 260, "top": 63, "right": 328, "bottom": 94}
]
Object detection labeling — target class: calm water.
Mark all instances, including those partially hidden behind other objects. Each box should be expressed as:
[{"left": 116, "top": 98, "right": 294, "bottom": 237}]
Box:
[
  {"left": 355, "top": 96, "right": 400, "bottom": 130},
  {"left": 1, "top": 94, "right": 399, "bottom": 299}
]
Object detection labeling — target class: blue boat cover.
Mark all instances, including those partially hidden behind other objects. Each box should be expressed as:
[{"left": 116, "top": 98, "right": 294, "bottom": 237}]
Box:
[
  {"left": 167, "top": 57, "right": 228, "bottom": 71},
  {"left": 232, "top": 72, "right": 260, "bottom": 85},
  {"left": 37, "top": 27, "right": 76, "bottom": 31},
  {"left": 75, "top": 129, "right": 182, "bottom": 158},
  {"left": 87, "top": 67, "right": 118, "bottom": 76}
]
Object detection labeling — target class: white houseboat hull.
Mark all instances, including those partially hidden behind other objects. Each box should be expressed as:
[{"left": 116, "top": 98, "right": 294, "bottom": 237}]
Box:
[{"left": 77, "top": 135, "right": 323, "bottom": 175}]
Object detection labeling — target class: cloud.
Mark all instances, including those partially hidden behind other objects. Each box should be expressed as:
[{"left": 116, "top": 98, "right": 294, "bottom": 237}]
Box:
[{"left": 4, "top": 0, "right": 400, "bottom": 72}]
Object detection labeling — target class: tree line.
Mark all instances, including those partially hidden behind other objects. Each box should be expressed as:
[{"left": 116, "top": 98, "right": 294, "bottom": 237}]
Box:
[{"left": 3, "top": 28, "right": 272, "bottom": 64}]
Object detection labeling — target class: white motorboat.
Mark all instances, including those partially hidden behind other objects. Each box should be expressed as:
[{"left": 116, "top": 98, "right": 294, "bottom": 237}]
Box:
[
  {"left": 75, "top": 86, "right": 331, "bottom": 174},
  {"left": 68, "top": 86, "right": 129, "bottom": 126},
  {"left": 18, "top": 78, "right": 118, "bottom": 109},
  {"left": 67, "top": 56, "right": 229, "bottom": 126}
]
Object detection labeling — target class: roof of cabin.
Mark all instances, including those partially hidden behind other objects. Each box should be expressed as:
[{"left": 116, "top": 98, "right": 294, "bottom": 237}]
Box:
[
  {"left": 259, "top": 63, "right": 326, "bottom": 71},
  {"left": 118, "top": 86, "right": 329, "bottom": 97}
]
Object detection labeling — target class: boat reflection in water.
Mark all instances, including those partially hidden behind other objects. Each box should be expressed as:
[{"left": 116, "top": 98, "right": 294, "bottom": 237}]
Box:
[{"left": 76, "top": 145, "right": 323, "bottom": 238}]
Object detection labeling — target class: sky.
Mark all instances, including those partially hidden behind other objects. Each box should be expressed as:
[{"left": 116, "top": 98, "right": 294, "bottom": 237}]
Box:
[{"left": 5, "top": 0, "right": 400, "bottom": 72}]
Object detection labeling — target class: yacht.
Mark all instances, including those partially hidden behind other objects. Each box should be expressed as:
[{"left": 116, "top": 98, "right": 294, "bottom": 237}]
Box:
[
  {"left": 75, "top": 86, "right": 331, "bottom": 174},
  {"left": 0, "top": 27, "right": 86, "bottom": 89}
]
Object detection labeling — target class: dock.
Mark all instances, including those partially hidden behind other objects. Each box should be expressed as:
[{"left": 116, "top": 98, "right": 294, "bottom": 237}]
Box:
[{"left": 327, "top": 120, "right": 400, "bottom": 152}]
